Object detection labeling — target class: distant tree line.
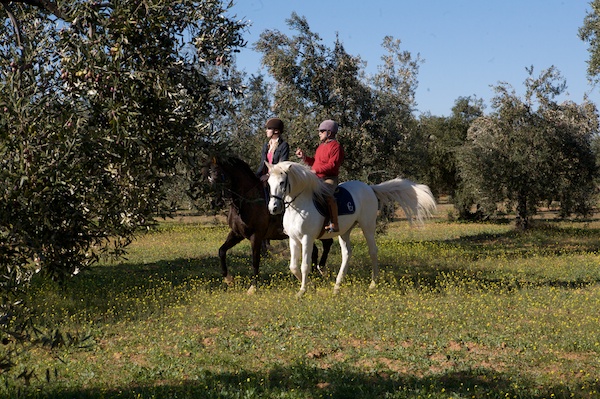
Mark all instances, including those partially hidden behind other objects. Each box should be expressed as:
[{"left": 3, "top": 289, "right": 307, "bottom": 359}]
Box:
[{"left": 225, "top": 14, "right": 599, "bottom": 231}]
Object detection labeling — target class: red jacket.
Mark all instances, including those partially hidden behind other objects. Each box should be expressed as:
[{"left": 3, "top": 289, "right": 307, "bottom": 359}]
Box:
[{"left": 303, "top": 139, "right": 344, "bottom": 179}]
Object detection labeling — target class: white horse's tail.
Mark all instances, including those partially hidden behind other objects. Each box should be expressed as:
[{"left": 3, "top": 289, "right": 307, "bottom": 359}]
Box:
[{"left": 370, "top": 178, "right": 437, "bottom": 224}]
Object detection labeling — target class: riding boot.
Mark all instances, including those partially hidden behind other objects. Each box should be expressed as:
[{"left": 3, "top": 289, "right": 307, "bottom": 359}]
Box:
[{"left": 326, "top": 196, "right": 339, "bottom": 232}]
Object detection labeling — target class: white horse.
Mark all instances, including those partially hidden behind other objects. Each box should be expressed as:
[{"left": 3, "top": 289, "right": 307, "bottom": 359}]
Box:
[{"left": 266, "top": 161, "right": 436, "bottom": 297}]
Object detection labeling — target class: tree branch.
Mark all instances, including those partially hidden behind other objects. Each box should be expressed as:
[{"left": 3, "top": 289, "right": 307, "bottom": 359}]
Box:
[
  {"left": 2, "top": 0, "right": 63, "bottom": 19},
  {"left": 1, "top": 0, "right": 68, "bottom": 56},
  {"left": 1, "top": 2, "right": 23, "bottom": 49}
]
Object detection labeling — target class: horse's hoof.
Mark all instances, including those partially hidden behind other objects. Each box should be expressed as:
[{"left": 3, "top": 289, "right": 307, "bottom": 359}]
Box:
[
  {"left": 247, "top": 285, "right": 257, "bottom": 295},
  {"left": 296, "top": 289, "right": 306, "bottom": 298},
  {"left": 224, "top": 275, "right": 234, "bottom": 286},
  {"left": 369, "top": 281, "right": 377, "bottom": 290},
  {"left": 333, "top": 285, "right": 341, "bottom": 295}
]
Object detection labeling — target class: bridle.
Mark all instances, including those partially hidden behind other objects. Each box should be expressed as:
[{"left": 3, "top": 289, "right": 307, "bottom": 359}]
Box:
[
  {"left": 209, "top": 159, "right": 265, "bottom": 209},
  {"left": 269, "top": 171, "right": 299, "bottom": 209}
]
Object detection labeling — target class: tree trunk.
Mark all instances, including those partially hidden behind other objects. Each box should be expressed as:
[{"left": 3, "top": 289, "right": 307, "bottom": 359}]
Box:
[{"left": 515, "top": 192, "right": 529, "bottom": 230}]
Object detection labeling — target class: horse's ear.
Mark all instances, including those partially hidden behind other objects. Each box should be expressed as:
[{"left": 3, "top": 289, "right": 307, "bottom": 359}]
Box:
[{"left": 265, "top": 161, "right": 273, "bottom": 172}]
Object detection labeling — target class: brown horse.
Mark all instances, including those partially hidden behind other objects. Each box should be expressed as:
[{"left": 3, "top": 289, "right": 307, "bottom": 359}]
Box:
[{"left": 205, "top": 156, "right": 332, "bottom": 293}]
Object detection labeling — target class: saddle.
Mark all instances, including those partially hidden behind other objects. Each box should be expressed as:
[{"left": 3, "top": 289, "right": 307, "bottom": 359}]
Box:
[{"left": 313, "top": 186, "right": 356, "bottom": 236}]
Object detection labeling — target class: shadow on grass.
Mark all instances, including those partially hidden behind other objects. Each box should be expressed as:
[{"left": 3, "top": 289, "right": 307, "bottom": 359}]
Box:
[
  {"left": 26, "top": 251, "right": 300, "bottom": 327},
  {"left": 443, "top": 222, "right": 600, "bottom": 255},
  {"left": 370, "top": 223, "right": 600, "bottom": 292},
  {"left": 28, "top": 221, "right": 600, "bottom": 326},
  {"left": 27, "top": 255, "right": 231, "bottom": 325},
  {"left": 21, "top": 362, "right": 600, "bottom": 399}
]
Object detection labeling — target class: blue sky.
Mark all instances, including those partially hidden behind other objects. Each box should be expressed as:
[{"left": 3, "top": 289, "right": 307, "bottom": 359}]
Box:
[{"left": 229, "top": 0, "right": 594, "bottom": 116}]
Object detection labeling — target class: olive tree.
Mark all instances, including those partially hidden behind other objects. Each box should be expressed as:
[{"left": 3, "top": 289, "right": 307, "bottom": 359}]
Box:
[
  {"left": 580, "top": 0, "right": 600, "bottom": 83},
  {"left": 1, "top": 0, "right": 246, "bottom": 372},
  {"left": 254, "top": 13, "right": 422, "bottom": 182},
  {"left": 419, "top": 97, "right": 485, "bottom": 217},
  {"left": 226, "top": 72, "right": 274, "bottom": 169},
  {"left": 366, "top": 36, "right": 424, "bottom": 181},
  {"left": 457, "top": 67, "right": 598, "bottom": 229},
  {"left": 254, "top": 12, "right": 370, "bottom": 181}
]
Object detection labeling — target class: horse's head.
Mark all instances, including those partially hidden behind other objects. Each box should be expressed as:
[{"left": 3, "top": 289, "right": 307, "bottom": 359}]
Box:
[
  {"left": 265, "top": 162, "right": 291, "bottom": 215},
  {"left": 266, "top": 161, "right": 323, "bottom": 215},
  {"left": 191, "top": 156, "right": 226, "bottom": 209},
  {"left": 199, "top": 156, "right": 265, "bottom": 212},
  {"left": 200, "top": 157, "right": 222, "bottom": 185}
]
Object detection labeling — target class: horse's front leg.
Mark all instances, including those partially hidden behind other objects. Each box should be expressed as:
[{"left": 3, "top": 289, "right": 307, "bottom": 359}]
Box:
[
  {"left": 219, "top": 231, "right": 244, "bottom": 285},
  {"left": 297, "top": 236, "right": 315, "bottom": 297},
  {"left": 289, "top": 237, "right": 302, "bottom": 281},
  {"left": 247, "top": 235, "right": 263, "bottom": 295}
]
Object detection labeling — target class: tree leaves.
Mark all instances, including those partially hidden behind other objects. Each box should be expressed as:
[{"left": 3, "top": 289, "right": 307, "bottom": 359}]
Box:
[
  {"left": 1, "top": 0, "right": 247, "bottom": 376},
  {"left": 457, "top": 67, "right": 599, "bottom": 228},
  {"left": 254, "top": 14, "right": 424, "bottom": 182}
]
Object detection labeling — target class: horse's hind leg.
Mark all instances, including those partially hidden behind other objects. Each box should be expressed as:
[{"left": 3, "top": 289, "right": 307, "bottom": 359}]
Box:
[
  {"left": 318, "top": 238, "right": 333, "bottom": 275},
  {"left": 362, "top": 225, "right": 379, "bottom": 290},
  {"left": 333, "top": 231, "right": 352, "bottom": 295},
  {"left": 311, "top": 243, "right": 319, "bottom": 271},
  {"left": 311, "top": 238, "right": 333, "bottom": 275},
  {"left": 219, "top": 231, "right": 244, "bottom": 285}
]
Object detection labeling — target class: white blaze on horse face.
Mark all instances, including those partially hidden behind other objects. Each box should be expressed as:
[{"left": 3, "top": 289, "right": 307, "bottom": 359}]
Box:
[
  {"left": 207, "top": 163, "right": 219, "bottom": 184},
  {"left": 267, "top": 195, "right": 282, "bottom": 215},
  {"left": 267, "top": 173, "right": 284, "bottom": 215}
]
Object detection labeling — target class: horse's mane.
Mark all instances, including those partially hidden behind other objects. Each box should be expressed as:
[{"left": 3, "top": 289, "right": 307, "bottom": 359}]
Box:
[
  {"left": 271, "top": 161, "right": 332, "bottom": 202},
  {"left": 220, "top": 156, "right": 259, "bottom": 183}
]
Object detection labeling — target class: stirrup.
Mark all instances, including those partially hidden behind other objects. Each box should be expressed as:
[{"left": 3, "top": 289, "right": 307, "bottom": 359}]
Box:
[{"left": 326, "top": 223, "right": 339, "bottom": 233}]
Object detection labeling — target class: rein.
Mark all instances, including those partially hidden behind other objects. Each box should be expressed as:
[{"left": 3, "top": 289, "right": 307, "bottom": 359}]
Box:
[
  {"left": 224, "top": 182, "right": 265, "bottom": 209},
  {"left": 213, "top": 165, "right": 265, "bottom": 208}
]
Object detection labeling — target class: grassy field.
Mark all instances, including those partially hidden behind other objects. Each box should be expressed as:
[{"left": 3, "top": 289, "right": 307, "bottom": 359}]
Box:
[{"left": 6, "top": 212, "right": 600, "bottom": 398}]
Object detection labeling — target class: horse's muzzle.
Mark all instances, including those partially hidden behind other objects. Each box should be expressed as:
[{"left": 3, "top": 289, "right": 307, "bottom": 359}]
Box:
[{"left": 268, "top": 197, "right": 284, "bottom": 215}]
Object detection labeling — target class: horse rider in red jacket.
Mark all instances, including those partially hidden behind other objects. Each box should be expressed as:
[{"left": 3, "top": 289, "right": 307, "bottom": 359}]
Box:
[{"left": 295, "top": 119, "right": 344, "bottom": 232}]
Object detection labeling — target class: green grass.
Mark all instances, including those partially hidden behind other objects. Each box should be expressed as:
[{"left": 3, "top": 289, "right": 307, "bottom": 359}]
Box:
[{"left": 6, "top": 217, "right": 600, "bottom": 398}]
